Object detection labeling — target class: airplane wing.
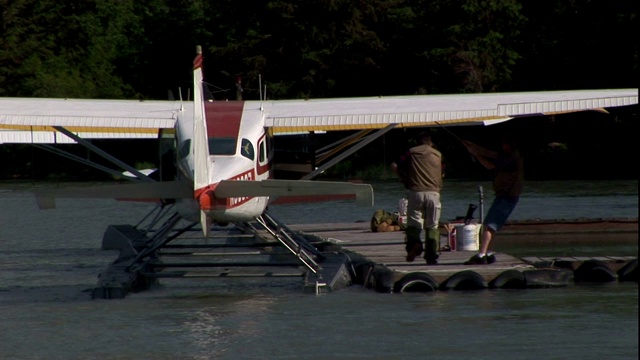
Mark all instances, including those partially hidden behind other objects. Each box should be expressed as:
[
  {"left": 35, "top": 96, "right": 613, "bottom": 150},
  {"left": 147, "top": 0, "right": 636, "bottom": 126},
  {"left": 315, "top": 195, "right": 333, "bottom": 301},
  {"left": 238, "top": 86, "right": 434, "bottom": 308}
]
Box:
[
  {"left": 2, "top": 89, "right": 636, "bottom": 143},
  {"left": 3, "top": 88, "right": 635, "bottom": 181},
  {"left": 259, "top": 88, "right": 637, "bottom": 178},
  {"left": 0, "top": 98, "right": 183, "bottom": 143},
  {"left": 260, "top": 89, "right": 638, "bottom": 134},
  {"left": 1, "top": 86, "right": 636, "bottom": 232}
]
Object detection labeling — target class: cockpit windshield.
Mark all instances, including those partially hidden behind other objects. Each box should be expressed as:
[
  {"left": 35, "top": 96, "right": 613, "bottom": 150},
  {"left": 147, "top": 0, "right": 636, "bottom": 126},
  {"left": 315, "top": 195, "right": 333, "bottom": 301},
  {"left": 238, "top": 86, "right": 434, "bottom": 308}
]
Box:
[
  {"left": 208, "top": 137, "right": 254, "bottom": 161},
  {"left": 208, "top": 138, "right": 236, "bottom": 155}
]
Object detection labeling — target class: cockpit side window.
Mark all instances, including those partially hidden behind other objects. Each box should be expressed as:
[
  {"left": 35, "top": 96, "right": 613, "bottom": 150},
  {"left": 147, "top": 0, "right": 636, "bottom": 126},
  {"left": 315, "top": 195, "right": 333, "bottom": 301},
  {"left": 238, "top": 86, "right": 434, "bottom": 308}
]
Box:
[
  {"left": 259, "top": 138, "right": 266, "bottom": 163},
  {"left": 240, "top": 138, "right": 254, "bottom": 160},
  {"left": 178, "top": 139, "right": 191, "bottom": 159}
]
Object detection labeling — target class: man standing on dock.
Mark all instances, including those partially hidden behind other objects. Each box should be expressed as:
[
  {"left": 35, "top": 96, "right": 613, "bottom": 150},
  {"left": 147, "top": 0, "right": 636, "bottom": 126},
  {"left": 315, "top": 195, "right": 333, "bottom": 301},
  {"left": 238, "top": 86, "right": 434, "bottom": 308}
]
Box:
[
  {"left": 461, "top": 133, "right": 524, "bottom": 265},
  {"left": 391, "top": 131, "right": 443, "bottom": 265}
]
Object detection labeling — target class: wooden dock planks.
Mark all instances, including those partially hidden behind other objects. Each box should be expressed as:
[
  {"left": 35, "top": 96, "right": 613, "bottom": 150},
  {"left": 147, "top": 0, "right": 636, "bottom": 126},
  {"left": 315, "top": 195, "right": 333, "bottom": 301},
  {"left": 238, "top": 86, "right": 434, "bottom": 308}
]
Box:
[
  {"left": 289, "top": 221, "right": 638, "bottom": 292},
  {"left": 290, "top": 222, "right": 533, "bottom": 285}
]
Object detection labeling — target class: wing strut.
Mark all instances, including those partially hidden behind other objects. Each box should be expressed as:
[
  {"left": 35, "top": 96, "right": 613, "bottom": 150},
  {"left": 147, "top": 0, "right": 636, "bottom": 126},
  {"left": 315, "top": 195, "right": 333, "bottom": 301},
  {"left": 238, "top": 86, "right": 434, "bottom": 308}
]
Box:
[
  {"left": 51, "top": 126, "right": 155, "bottom": 182},
  {"left": 302, "top": 124, "right": 398, "bottom": 180},
  {"left": 315, "top": 129, "right": 373, "bottom": 164},
  {"left": 33, "top": 144, "right": 142, "bottom": 181}
]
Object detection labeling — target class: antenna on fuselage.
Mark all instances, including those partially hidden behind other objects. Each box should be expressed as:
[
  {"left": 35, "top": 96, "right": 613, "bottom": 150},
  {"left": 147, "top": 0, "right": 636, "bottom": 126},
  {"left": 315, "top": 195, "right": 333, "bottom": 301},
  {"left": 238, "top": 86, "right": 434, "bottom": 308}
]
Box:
[
  {"left": 195, "top": 46, "right": 202, "bottom": 102},
  {"left": 178, "top": 87, "right": 184, "bottom": 111},
  {"left": 259, "top": 74, "right": 264, "bottom": 111}
]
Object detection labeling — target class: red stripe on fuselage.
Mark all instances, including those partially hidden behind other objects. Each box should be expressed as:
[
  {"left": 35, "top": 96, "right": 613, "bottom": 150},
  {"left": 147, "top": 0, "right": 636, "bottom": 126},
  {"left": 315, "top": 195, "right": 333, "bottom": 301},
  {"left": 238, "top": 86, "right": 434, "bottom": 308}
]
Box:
[
  {"left": 193, "top": 54, "right": 203, "bottom": 69},
  {"left": 195, "top": 169, "right": 257, "bottom": 211},
  {"left": 205, "top": 101, "right": 245, "bottom": 138},
  {"left": 226, "top": 169, "right": 255, "bottom": 207}
]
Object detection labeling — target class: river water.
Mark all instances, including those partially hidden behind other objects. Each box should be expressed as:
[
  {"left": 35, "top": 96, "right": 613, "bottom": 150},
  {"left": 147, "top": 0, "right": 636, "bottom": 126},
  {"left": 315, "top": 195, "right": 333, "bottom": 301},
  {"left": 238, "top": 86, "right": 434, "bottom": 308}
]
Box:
[{"left": 0, "top": 179, "right": 637, "bottom": 360}]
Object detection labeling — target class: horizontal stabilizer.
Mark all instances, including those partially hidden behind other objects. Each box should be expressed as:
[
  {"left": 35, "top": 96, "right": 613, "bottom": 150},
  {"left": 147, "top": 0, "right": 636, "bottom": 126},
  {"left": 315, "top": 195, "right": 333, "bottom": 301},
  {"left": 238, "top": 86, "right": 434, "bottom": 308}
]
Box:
[
  {"left": 214, "top": 180, "right": 374, "bottom": 207},
  {"left": 34, "top": 180, "right": 193, "bottom": 209}
]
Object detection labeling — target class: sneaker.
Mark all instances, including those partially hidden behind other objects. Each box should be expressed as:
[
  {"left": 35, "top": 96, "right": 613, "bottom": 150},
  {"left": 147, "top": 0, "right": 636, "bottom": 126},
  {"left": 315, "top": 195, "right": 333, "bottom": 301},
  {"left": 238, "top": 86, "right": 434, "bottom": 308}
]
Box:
[
  {"left": 464, "top": 253, "right": 488, "bottom": 265},
  {"left": 406, "top": 243, "right": 423, "bottom": 262},
  {"left": 486, "top": 253, "right": 496, "bottom": 264}
]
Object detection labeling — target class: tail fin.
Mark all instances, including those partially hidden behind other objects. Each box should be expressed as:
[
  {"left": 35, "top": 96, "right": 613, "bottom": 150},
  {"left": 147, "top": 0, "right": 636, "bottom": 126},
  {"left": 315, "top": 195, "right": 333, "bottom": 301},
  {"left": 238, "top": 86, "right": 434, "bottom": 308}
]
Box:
[{"left": 193, "top": 45, "right": 213, "bottom": 237}]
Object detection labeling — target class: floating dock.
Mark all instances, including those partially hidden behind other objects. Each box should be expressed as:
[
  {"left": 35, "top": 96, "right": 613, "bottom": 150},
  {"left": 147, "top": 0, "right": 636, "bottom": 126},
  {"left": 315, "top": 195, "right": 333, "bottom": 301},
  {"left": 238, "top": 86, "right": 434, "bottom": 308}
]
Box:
[
  {"left": 288, "top": 217, "right": 638, "bottom": 293},
  {"left": 92, "top": 216, "right": 638, "bottom": 298}
]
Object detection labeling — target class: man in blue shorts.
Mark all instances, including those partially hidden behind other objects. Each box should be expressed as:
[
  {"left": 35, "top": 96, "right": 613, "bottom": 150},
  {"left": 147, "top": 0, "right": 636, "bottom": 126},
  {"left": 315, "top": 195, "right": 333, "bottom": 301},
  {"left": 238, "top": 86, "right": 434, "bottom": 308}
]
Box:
[{"left": 461, "top": 134, "right": 524, "bottom": 265}]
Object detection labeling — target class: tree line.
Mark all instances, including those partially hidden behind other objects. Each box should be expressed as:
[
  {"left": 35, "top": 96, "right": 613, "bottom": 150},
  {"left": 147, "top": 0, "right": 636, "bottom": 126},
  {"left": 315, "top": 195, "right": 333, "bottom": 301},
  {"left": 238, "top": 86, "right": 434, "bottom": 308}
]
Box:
[{"left": 0, "top": 0, "right": 637, "bottom": 180}]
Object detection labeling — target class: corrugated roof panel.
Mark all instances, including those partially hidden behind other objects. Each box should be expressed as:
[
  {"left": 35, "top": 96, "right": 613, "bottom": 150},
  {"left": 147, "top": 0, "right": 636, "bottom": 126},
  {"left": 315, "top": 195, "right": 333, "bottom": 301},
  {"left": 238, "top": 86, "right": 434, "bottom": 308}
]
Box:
[
  {"left": 496, "top": 95, "right": 638, "bottom": 116},
  {"left": 0, "top": 97, "right": 183, "bottom": 129},
  {"left": 268, "top": 109, "right": 513, "bottom": 129},
  {"left": 0, "top": 131, "right": 72, "bottom": 144},
  {"left": 0, "top": 129, "right": 160, "bottom": 144},
  {"left": 0, "top": 124, "right": 162, "bottom": 134},
  {"left": 263, "top": 89, "right": 637, "bottom": 131},
  {"left": 0, "top": 115, "right": 176, "bottom": 128}
]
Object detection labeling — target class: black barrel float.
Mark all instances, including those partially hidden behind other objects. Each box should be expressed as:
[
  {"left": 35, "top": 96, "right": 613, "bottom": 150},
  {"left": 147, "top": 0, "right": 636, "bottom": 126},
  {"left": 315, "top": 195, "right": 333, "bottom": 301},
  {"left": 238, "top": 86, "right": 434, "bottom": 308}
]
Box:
[
  {"left": 353, "top": 260, "right": 377, "bottom": 286},
  {"left": 489, "top": 269, "right": 526, "bottom": 289},
  {"left": 617, "top": 259, "right": 638, "bottom": 282},
  {"left": 371, "top": 264, "right": 395, "bottom": 293},
  {"left": 393, "top": 272, "right": 439, "bottom": 293},
  {"left": 523, "top": 268, "right": 573, "bottom": 287},
  {"left": 439, "top": 270, "right": 488, "bottom": 290},
  {"left": 574, "top": 259, "right": 618, "bottom": 283}
]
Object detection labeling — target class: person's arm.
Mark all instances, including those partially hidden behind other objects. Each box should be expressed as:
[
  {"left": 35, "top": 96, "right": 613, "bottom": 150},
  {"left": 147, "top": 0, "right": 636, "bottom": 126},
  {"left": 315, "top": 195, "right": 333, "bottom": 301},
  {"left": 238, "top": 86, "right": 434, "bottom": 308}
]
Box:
[
  {"left": 461, "top": 140, "right": 496, "bottom": 158},
  {"left": 461, "top": 140, "right": 497, "bottom": 170},
  {"left": 392, "top": 151, "right": 411, "bottom": 186}
]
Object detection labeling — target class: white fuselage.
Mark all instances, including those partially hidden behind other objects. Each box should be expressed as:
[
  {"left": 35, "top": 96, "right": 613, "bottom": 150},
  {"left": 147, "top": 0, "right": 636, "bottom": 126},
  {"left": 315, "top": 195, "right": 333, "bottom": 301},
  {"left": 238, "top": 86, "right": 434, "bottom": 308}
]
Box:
[{"left": 173, "top": 100, "right": 274, "bottom": 224}]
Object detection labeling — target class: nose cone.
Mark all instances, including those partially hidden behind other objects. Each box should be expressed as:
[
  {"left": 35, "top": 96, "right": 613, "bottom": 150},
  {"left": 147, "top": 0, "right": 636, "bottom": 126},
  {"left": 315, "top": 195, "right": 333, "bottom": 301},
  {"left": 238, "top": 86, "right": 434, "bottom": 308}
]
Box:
[{"left": 195, "top": 185, "right": 220, "bottom": 211}]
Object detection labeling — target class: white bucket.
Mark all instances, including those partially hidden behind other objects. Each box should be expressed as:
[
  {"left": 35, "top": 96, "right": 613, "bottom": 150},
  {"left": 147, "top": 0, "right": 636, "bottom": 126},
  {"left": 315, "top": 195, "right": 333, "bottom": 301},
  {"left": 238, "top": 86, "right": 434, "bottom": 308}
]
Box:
[{"left": 455, "top": 224, "right": 480, "bottom": 251}]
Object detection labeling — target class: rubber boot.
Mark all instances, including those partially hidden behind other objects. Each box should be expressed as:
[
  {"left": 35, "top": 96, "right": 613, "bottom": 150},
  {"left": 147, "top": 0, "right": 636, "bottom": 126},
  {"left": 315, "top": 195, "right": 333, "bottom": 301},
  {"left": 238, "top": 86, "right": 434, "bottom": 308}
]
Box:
[
  {"left": 404, "top": 226, "right": 423, "bottom": 262},
  {"left": 424, "top": 227, "right": 440, "bottom": 264}
]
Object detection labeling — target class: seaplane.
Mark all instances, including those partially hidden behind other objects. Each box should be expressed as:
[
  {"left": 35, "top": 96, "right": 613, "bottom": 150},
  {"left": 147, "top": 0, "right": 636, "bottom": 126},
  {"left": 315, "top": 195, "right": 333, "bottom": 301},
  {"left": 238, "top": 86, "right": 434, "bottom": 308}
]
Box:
[{"left": 0, "top": 46, "right": 637, "bottom": 297}]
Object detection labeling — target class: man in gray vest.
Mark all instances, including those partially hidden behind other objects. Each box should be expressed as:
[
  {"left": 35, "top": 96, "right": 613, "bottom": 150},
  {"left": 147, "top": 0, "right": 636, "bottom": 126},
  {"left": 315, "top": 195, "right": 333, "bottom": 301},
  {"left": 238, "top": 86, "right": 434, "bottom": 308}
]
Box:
[{"left": 391, "top": 131, "right": 443, "bottom": 265}]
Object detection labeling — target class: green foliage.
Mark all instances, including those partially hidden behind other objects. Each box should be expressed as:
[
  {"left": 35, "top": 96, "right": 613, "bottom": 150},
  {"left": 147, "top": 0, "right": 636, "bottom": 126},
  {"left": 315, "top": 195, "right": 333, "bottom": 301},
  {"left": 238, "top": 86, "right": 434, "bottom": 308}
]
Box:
[
  {"left": 0, "top": 0, "right": 140, "bottom": 97},
  {"left": 0, "top": 0, "right": 637, "bottom": 180},
  {"left": 416, "top": 0, "right": 525, "bottom": 93},
  {"left": 206, "top": 0, "right": 394, "bottom": 99},
  {"left": 0, "top": 0, "right": 636, "bottom": 98}
]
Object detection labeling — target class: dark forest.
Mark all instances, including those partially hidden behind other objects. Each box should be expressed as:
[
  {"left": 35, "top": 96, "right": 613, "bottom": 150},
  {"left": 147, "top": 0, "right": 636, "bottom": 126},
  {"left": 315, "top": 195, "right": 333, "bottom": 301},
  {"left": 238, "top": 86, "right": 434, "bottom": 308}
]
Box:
[{"left": 0, "top": 0, "right": 637, "bottom": 181}]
